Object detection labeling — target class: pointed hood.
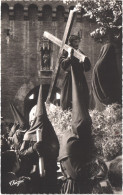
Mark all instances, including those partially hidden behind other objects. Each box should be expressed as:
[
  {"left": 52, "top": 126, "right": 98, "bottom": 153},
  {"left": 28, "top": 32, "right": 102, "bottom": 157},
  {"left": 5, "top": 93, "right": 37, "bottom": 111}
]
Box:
[
  {"left": 35, "top": 85, "right": 47, "bottom": 118},
  {"left": 10, "top": 103, "right": 26, "bottom": 130},
  {"left": 23, "top": 85, "right": 48, "bottom": 141},
  {"left": 8, "top": 123, "right": 19, "bottom": 137},
  {"left": 71, "top": 66, "right": 92, "bottom": 138},
  {"left": 22, "top": 85, "right": 59, "bottom": 159}
]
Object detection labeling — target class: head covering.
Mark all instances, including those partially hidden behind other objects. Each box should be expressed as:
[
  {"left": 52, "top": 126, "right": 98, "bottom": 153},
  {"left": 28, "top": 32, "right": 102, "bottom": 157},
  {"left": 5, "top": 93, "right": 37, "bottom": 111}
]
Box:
[
  {"left": 92, "top": 43, "right": 121, "bottom": 106},
  {"left": 23, "top": 85, "right": 47, "bottom": 141},
  {"left": 68, "top": 35, "right": 80, "bottom": 44},
  {"left": 71, "top": 66, "right": 92, "bottom": 138},
  {"left": 23, "top": 85, "right": 59, "bottom": 158},
  {"left": 10, "top": 103, "right": 27, "bottom": 130},
  {"left": 8, "top": 123, "right": 19, "bottom": 137}
]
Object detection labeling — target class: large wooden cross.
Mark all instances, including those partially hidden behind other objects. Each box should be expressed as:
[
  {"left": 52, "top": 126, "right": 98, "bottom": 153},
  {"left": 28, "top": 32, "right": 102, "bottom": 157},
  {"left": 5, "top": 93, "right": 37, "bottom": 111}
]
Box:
[{"left": 43, "top": 5, "right": 87, "bottom": 103}]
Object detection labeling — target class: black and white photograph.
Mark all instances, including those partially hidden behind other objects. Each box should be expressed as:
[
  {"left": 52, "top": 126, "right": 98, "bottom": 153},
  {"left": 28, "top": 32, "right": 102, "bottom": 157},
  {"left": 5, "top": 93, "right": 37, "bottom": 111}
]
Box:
[{"left": 1, "top": 0, "right": 122, "bottom": 194}]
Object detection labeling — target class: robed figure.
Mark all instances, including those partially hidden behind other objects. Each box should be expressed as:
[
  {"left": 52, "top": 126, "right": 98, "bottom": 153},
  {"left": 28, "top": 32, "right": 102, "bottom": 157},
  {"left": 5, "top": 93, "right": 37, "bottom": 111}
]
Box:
[
  {"left": 20, "top": 85, "right": 59, "bottom": 193},
  {"left": 8, "top": 103, "right": 27, "bottom": 150},
  {"left": 91, "top": 43, "right": 121, "bottom": 111},
  {"left": 58, "top": 67, "right": 107, "bottom": 193},
  {"left": 59, "top": 35, "right": 91, "bottom": 110}
]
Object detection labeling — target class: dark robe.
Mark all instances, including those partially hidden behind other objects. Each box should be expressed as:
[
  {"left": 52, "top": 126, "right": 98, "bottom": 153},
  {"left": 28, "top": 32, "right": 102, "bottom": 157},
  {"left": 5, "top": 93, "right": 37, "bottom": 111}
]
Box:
[
  {"left": 20, "top": 85, "right": 59, "bottom": 193},
  {"left": 9, "top": 103, "right": 28, "bottom": 149},
  {"left": 58, "top": 62, "right": 108, "bottom": 193},
  {"left": 10, "top": 103, "right": 27, "bottom": 129},
  {"left": 91, "top": 43, "right": 121, "bottom": 111},
  {"left": 58, "top": 131, "right": 108, "bottom": 194},
  {"left": 59, "top": 49, "right": 91, "bottom": 110}
]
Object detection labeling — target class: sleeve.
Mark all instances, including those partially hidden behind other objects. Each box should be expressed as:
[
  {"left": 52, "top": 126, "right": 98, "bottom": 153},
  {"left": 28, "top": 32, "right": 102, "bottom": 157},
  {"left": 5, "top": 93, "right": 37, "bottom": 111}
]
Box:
[
  {"left": 66, "top": 138, "right": 90, "bottom": 180},
  {"left": 60, "top": 139, "right": 85, "bottom": 180},
  {"left": 79, "top": 49, "right": 91, "bottom": 72},
  {"left": 19, "top": 141, "right": 35, "bottom": 158},
  {"left": 83, "top": 57, "right": 91, "bottom": 72},
  {"left": 59, "top": 50, "right": 72, "bottom": 72}
]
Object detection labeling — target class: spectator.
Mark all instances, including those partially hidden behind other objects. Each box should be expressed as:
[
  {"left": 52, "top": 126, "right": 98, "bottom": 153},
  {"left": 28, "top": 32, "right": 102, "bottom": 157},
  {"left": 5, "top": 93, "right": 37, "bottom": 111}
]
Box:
[
  {"left": 1, "top": 135, "right": 10, "bottom": 152},
  {"left": 1, "top": 150, "right": 31, "bottom": 194},
  {"left": 1, "top": 117, "right": 7, "bottom": 136}
]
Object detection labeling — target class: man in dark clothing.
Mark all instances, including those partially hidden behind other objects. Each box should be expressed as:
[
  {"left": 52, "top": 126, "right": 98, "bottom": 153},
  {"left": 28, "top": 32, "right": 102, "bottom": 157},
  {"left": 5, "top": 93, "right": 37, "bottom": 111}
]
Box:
[
  {"left": 1, "top": 150, "right": 31, "bottom": 194},
  {"left": 91, "top": 43, "right": 121, "bottom": 111},
  {"left": 59, "top": 35, "right": 91, "bottom": 110},
  {"left": 1, "top": 135, "right": 10, "bottom": 152},
  {"left": 58, "top": 63, "right": 108, "bottom": 193},
  {"left": 19, "top": 85, "right": 59, "bottom": 193}
]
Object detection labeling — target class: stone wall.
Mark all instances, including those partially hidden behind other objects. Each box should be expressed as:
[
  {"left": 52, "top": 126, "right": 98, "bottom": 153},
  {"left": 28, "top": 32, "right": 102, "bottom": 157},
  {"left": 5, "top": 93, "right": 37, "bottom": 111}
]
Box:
[{"left": 1, "top": 0, "right": 122, "bottom": 122}]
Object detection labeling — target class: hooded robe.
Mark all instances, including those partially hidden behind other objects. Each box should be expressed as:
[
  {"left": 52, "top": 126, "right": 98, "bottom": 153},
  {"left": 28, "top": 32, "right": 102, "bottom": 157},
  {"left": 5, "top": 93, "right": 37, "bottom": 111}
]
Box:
[
  {"left": 9, "top": 103, "right": 27, "bottom": 150},
  {"left": 58, "top": 67, "right": 98, "bottom": 193},
  {"left": 20, "top": 85, "right": 59, "bottom": 193},
  {"left": 91, "top": 43, "right": 121, "bottom": 111},
  {"left": 59, "top": 49, "right": 91, "bottom": 110}
]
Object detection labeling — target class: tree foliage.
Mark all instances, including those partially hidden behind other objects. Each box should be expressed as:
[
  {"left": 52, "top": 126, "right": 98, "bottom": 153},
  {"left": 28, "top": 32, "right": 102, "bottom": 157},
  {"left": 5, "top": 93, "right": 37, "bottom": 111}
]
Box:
[
  {"left": 63, "top": 0, "right": 122, "bottom": 43},
  {"left": 46, "top": 103, "right": 122, "bottom": 161}
]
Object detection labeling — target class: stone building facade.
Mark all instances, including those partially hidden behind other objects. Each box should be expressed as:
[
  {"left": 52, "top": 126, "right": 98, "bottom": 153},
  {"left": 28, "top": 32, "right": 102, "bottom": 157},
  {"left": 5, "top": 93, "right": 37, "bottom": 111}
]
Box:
[{"left": 1, "top": 0, "right": 122, "bottom": 123}]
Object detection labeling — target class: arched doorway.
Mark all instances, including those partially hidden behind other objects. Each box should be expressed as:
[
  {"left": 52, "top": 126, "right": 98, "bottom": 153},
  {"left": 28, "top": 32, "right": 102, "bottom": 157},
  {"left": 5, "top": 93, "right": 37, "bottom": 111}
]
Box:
[{"left": 24, "top": 84, "right": 50, "bottom": 124}]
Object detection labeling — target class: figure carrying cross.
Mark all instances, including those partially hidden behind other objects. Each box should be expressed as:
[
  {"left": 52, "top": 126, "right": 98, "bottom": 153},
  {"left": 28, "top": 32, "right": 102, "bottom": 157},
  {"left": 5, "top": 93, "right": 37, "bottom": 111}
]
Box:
[
  {"left": 59, "top": 34, "right": 91, "bottom": 110},
  {"left": 43, "top": 4, "right": 91, "bottom": 110}
]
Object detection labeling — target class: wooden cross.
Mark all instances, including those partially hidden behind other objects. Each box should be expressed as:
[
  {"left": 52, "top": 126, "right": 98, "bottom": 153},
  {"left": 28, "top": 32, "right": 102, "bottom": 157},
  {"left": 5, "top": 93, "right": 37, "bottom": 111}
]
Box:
[{"left": 43, "top": 5, "right": 87, "bottom": 103}]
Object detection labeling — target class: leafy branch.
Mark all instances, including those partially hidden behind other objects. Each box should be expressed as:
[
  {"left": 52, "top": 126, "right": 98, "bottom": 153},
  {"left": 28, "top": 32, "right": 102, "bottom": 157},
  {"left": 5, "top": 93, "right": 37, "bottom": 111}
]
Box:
[{"left": 63, "top": 0, "right": 122, "bottom": 43}]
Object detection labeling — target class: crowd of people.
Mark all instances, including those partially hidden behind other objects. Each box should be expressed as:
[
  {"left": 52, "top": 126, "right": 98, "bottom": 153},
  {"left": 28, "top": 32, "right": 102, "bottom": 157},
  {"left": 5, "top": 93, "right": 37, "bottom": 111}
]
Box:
[
  {"left": 1, "top": 35, "right": 122, "bottom": 194},
  {"left": 1, "top": 114, "right": 122, "bottom": 194}
]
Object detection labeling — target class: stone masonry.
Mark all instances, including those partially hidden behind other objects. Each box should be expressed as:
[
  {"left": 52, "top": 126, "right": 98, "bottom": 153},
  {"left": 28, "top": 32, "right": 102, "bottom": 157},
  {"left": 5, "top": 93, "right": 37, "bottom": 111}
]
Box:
[{"left": 1, "top": 0, "right": 122, "bottom": 122}]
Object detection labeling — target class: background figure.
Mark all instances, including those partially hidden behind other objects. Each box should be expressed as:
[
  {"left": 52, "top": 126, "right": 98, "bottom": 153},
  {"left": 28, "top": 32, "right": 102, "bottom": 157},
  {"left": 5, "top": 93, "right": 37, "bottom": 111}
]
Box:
[
  {"left": 108, "top": 155, "right": 122, "bottom": 194},
  {"left": 8, "top": 103, "right": 28, "bottom": 150},
  {"left": 8, "top": 122, "right": 20, "bottom": 137},
  {"left": 1, "top": 135, "right": 10, "bottom": 152},
  {"left": 59, "top": 35, "right": 91, "bottom": 110},
  {"left": 91, "top": 43, "right": 121, "bottom": 111},
  {"left": 1, "top": 117, "right": 7, "bottom": 136},
  {"left": 1, "top": 150, "right": 31, "bottom": 194},
  {"left": 8, "top": 129, "right": 26, "bottom": 150}
]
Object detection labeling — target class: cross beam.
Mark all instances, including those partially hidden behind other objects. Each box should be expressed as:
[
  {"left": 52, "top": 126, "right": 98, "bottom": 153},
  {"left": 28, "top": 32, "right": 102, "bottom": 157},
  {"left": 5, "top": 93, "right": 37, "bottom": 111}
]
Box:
[
  {"left": 44, "top": 31, "right": 86, "bottom": 62},
  {"left": 44, "top": 6, "right": 81, "bottom": 103}
]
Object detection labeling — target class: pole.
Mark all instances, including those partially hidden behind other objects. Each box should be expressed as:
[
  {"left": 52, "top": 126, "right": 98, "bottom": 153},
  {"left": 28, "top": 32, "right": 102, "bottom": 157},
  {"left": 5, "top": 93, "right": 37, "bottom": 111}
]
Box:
[{"left": 36, "top": 129, "right": 45, "bottom": 177}]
